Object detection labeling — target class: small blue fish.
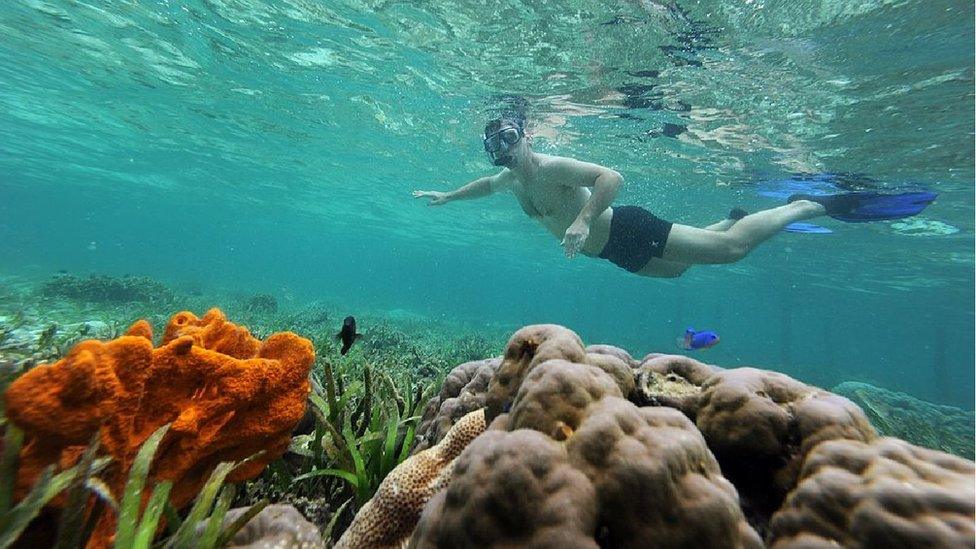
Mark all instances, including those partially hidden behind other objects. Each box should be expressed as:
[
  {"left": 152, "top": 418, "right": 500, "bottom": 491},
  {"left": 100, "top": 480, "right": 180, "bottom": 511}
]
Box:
[{"left": 677, "top": 328, "right": 720, "bottom": 351}]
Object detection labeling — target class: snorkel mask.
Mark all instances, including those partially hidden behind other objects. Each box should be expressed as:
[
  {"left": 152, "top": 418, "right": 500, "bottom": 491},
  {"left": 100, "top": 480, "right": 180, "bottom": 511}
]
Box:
[{"left": 483, "top": 121, "right": 523, "bottom": 167}]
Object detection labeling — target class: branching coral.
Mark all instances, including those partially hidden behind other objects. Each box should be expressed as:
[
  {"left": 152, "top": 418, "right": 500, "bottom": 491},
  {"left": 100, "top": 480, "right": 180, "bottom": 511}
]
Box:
[
  {"left": 3, "top": 308, "right": 314, "bottom": 547},
  {"left": 770, "top": 437, "right": 975, "bottom": 548}
]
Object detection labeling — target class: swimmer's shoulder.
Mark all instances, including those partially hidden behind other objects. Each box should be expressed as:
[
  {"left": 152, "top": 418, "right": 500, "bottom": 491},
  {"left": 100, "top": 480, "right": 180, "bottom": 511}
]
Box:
[{"left": 490, "top": 168, "right": 516, "bottom": 192}]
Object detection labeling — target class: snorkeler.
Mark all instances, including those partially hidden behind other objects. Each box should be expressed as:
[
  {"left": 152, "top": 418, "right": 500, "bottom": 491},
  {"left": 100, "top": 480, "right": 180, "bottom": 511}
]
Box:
[{"left": 412, "top": 116, "right": 936, "bottom": 278}]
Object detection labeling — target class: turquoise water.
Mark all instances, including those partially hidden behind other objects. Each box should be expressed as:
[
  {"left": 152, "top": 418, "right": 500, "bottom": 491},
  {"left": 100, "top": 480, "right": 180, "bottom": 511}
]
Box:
[{"left": 1, "top": 0, "right": 973, "bottom": 407}]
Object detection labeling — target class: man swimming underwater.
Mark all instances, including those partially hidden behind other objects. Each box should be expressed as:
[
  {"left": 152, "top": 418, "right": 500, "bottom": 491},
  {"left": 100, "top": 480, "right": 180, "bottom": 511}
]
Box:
[{"left": 412, "top": 116, "right": 936, "bottom": 278}]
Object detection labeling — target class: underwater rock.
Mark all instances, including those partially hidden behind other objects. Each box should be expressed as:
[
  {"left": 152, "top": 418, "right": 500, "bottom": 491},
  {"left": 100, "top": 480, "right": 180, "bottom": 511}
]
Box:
[
  {"left": 769, "top": 437, "right": 975, "bottom": 548},
  {"left": 0, "top": 318, "right": 117, "bottom": 369},
  {"left": 833, "top": 381, "right": 975, "bottom": 459},
  {"left": 196, "top": 503, "right": 325, "bottom": 548},
  {"left": 336, "top": 409, "right": 486, "bottom": 549},
  {"left": 3, "top": 308, "right": 314, "bottom": 547}
]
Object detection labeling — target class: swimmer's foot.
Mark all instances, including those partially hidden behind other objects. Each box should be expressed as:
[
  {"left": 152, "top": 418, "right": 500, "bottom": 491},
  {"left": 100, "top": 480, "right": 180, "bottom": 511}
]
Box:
[
  {"left": 788, "top": 191, "right": 937, "bottom": 222},
  {"left": 788, "top": 193, "right": 860, "bottom": 216}
]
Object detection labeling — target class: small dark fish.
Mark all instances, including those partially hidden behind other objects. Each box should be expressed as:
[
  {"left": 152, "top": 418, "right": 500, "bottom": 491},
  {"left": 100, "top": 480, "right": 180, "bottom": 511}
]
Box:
[
  {"left": 336, "top": 316, "right": 361, "bottom": 355},
  {"left": 677, "top": 328, "right": 720, "bottom": 350}
]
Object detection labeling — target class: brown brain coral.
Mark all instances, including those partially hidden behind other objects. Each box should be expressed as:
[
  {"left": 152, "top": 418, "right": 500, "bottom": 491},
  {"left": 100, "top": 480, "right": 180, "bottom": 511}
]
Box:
[
  {"left": 507, "top": 359, "right": 622, "bottom": 441},
  {"left": 407, "top": 325, "right": 762, "bottom": 549},
  {"left": 409, "top": 429, "right": 599, "bottom": 549},
  {"left": 413, "top": 358, "right": 500, "bottom": 454},
  {"left": 584, "top": 343, "right": 640, "bottom": 368},
  {"left": 336, "top": 409, "right": 487, "bottom": 549},
  {"left": 770, "top": 437, "right": 975, "bottom": 548},
  {"left": 3, "top": 308, "right": 314, "bottom": 547},
  {"left": 486, "top": 325, "right": 638, "bottom": 423},
  {"left": 566, "top": 397, "right": 762, "bottom": 549},
  {"left": 582, "top": 351, "right": 636, "bottom": 398}
]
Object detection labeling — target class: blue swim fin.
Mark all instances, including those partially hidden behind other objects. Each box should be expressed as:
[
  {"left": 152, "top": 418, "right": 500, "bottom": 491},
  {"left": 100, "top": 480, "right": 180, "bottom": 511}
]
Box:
[
  {"left": 789, "top": 191, "right": 937, "bottom": 222},
  {"left": 784, "top": 222, "right": 833, "bottom": 234}
]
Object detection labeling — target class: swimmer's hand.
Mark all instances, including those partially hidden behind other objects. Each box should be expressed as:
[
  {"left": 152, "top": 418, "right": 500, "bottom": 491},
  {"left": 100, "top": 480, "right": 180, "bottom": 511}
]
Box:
[
  {"left": 561, "top": 221, "right": 589, "bottom": 259},
  {"left": 412, "top": 190, "right": 451, "bottom": 206}
]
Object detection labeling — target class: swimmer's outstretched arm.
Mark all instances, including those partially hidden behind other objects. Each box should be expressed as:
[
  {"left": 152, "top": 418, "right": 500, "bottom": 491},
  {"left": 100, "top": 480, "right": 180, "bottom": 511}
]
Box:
[{"left": 412, "top": 170, "right": 512, "bottom": 206}]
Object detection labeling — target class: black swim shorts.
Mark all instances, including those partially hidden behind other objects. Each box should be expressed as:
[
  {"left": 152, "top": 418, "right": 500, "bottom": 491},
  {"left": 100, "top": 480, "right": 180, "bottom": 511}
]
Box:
[{"left": 598, "top": 205, "right": 673, "bottom": 272}]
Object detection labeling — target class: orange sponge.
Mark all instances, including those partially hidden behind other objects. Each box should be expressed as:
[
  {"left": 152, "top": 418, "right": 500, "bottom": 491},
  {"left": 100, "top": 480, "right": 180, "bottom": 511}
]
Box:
[{"left": 3, "top": 308, "right": 314, "bottom": 547}]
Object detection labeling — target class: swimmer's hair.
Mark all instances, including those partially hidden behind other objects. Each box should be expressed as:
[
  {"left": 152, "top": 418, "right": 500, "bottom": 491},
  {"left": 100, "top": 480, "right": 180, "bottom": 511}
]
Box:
[{"left": 484, "top": 116, "right": 524, "bottom": 136}]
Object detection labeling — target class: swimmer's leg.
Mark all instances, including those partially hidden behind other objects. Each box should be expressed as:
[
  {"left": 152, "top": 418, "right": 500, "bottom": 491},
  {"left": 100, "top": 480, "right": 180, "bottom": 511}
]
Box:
[
  {"left": 636, "top": 258, "right": 691, "bottom": 278},
  {"left": 632, "top": 208, "right": 751, "bottom": 277},
  {"left": 704, "top": 207, "right": 749, "bottom": 232},
  {"left": 662, "top": 201, "right": 823, "bottom": 264}
]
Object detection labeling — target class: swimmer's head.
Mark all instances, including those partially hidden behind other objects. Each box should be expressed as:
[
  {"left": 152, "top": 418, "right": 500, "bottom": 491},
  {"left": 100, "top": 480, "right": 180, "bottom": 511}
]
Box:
[{"left": 483, "top": 117, "right": 527, "bottom": 167}]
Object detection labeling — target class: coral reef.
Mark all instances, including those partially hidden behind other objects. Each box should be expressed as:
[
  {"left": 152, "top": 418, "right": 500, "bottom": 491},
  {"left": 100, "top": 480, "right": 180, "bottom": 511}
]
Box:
[
  {"left": 770, "top": 437, "right": 975, "bottom": 547},
  {"left": 834, "top": 381, "right": 975, "bottom": 459},
  {"left": 242, "top": 293, "right": 278, "bottom": 315},
  {"left": 411, "top": 326, "right": 761, "bottom": 548},
  {"left": 6, "top": 296, "right": 973, "bottom": 549},
  {"left": 506, "top": 359, "right": 623, "bottom": 440},
  {"left": 336, "top": 409, "right": 486, "bottom": 548},
  {"left": 584, "top": 343, "right": 640, "bottom": 368},
  {"left": 38, "top": 273, "right": 174, "bottom": 304},
  {"left": 339, "top": 324, "right": 973, "bottom": 548},
  {"left": 3, "top": 308, "right": 314, "bottom": 547}
]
